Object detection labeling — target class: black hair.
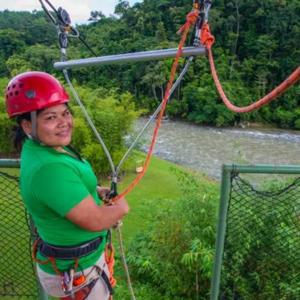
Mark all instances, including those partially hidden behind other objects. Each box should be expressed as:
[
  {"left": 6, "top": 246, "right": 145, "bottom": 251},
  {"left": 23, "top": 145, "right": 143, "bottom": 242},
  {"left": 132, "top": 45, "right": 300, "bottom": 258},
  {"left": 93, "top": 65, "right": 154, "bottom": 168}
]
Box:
[{"left": 13, "top": 113, "right": 31, "bottom": 153}]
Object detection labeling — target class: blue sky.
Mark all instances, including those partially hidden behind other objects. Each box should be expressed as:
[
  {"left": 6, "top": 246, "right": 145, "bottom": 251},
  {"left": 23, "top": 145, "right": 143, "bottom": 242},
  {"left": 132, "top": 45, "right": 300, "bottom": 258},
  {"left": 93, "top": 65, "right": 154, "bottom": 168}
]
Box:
[{"left": 0, "top": 1, "right": 142, "bottom": 24}]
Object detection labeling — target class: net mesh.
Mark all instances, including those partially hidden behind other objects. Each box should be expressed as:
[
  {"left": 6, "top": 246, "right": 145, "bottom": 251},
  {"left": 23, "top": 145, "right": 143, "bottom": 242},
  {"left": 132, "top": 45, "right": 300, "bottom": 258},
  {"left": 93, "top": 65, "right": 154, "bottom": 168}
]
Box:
[
  {"left": 0, "top": 171, "right": 39, "bottom": 298},
  {"left": 220, "top": 174, "right": 300, "bottom": 299}
]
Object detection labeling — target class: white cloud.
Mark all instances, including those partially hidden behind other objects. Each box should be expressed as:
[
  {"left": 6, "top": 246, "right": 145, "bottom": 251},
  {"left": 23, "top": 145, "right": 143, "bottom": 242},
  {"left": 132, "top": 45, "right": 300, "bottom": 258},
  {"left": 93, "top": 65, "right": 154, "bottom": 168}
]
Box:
[{"left": 0, "top": 0, "right": 142, "bottom": 24}]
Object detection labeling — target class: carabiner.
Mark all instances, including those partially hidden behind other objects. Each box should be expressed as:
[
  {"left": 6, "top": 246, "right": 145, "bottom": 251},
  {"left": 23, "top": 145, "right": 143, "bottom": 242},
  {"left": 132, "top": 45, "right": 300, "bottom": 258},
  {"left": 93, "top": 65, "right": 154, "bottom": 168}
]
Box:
[{"left": 203, "top": 0, "right": 212, "bottom": 22}]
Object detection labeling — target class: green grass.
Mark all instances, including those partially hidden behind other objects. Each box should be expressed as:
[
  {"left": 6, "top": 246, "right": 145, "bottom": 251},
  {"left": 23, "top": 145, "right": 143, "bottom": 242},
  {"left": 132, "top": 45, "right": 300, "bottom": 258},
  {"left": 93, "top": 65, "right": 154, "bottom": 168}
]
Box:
[{"left": 117, "top": 155, "right": 186, "bottom": 241}]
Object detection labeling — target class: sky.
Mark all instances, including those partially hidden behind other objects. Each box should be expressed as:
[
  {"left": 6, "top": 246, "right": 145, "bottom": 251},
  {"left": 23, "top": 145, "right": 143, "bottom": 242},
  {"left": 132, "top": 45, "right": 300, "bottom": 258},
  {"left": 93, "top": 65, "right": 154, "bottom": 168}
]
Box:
[{"left": 0, "top": 0, "right": 142, "bottom": 24}]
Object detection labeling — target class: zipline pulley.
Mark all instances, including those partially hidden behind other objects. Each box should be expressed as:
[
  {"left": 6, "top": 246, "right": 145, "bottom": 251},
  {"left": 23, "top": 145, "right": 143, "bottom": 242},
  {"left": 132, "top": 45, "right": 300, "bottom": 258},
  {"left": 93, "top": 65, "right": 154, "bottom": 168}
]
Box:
[
  {"left": 57, "top": 7, "right": 71, "bottom": 27},
  {"left": 39, "top": 0, "right": 79, "bottom": 59}
]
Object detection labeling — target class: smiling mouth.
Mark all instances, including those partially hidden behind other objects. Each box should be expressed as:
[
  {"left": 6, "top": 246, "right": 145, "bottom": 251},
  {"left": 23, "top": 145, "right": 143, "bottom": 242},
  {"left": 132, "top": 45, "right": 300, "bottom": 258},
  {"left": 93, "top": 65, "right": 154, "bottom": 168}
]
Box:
[{"left": 56, "top": 131, "right": 71, "bottom": 137}]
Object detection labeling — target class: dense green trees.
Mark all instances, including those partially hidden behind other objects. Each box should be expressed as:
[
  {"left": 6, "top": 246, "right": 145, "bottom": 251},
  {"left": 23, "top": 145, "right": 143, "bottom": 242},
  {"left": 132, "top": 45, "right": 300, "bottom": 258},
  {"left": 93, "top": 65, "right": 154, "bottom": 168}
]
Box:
[{"left": 0, "top": 0, "right": 299, "bottom": 129}]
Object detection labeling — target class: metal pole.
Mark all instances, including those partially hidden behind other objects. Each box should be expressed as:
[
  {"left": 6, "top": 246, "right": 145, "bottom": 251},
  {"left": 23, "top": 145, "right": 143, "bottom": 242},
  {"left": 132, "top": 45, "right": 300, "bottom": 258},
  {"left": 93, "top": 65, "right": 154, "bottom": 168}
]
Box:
[
  {"left": 210, "top": 165, "right": 231, "bottom": 300},
  {"left": 0, "top": 159, "right": 20, "bottom": 168},
  {"left": 54, "top": 46, "right": 206, "bottom": 70},
  {"left": 223, "top": 164, "right": 300, "bottom": 175}
]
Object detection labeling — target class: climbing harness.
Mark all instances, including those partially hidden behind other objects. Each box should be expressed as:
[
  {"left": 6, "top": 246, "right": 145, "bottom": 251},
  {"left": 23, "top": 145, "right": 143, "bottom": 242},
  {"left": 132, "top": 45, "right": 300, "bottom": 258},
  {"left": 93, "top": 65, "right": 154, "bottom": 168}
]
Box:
[
  {"left": 32, "top": 235, "right": 115, "bottom": 299},
  {"left": 38, "top": 0, "right": 300, "bottom": 299},
  {"left": 38, "top": 237, "right": 103, "bottom": 259}
]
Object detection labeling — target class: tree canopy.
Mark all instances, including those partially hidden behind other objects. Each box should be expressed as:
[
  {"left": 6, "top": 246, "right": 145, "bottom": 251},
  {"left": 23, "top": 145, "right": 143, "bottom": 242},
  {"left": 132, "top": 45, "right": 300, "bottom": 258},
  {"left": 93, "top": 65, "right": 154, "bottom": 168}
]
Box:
[{"left": 0, "top": 0, "right": 299, "bottom": 128}]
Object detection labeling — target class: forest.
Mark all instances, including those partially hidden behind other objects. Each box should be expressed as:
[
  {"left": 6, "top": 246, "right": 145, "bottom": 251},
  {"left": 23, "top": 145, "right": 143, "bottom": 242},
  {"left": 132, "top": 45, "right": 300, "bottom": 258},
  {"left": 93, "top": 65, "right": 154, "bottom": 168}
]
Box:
[{"left": 0, "top": 0, "right": 299, "bottom": 130}]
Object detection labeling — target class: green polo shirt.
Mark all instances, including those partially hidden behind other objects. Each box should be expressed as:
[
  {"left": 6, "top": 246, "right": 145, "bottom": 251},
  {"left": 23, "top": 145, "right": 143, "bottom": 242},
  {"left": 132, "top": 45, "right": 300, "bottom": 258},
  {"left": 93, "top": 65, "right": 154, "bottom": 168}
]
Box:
[{"left": 20, "top": 139, "right": 107, "bottom": 274}]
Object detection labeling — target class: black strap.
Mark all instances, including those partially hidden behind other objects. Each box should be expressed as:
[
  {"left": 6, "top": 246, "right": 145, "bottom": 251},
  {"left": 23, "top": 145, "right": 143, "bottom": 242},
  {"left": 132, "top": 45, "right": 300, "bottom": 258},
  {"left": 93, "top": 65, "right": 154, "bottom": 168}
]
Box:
[
  {"left": 39, "top": 237, "right": 103, "bottom": 260},
  {"left": 100, "top": 269, "right": 114, "bottom": 295}
]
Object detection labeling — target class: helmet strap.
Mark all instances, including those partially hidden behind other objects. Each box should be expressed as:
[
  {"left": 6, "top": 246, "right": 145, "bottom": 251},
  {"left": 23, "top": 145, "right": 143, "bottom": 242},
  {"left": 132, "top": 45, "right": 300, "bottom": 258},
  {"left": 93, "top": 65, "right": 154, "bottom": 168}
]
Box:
[{"left": 30, "top": 111, "right": 41, "bottom": 143}]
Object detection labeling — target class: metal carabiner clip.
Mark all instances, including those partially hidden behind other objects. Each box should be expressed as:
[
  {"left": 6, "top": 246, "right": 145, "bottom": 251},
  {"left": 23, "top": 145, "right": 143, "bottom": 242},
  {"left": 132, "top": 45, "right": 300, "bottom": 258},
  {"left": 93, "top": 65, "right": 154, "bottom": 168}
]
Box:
[
  {"left": 61, "top": 269, "right": 74, "bottom": 294},
  {"left": 203, "top": 0, "right": 212, "bottom": 22}
]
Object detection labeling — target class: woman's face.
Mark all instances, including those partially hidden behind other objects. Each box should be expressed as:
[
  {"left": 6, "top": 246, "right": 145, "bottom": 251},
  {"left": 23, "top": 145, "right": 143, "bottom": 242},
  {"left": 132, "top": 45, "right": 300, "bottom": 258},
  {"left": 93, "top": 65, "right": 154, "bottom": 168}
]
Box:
[{"left": 36, "top": 104, "right": 73, "bottom": 149}]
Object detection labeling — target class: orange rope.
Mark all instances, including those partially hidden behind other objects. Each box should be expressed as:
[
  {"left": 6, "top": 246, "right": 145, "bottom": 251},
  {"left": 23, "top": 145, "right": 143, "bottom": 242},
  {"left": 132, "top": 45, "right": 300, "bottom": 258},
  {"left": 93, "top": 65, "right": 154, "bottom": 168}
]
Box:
[
  {"left": 112, "top": 9, "right": 199, "bottom": 203},
  {"left": 105, "top": 243, "right": 117, "bottom": 288},
  {"left": 32, "top": 239, "right": 79, "bottom": 275},
  {"left": 201, "top": 22, "right": 300, "bottom": 113}
]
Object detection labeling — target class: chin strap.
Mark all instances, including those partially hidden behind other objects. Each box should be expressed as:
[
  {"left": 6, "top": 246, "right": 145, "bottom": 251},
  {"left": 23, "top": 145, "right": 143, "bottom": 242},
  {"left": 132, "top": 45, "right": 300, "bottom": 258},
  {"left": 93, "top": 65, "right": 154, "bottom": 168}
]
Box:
[
  {"left": 30, "top": 111, "right": 37, "bottom": 138},
  {"left": 29, "top": 111, "right": 42, "bottom": 144}
]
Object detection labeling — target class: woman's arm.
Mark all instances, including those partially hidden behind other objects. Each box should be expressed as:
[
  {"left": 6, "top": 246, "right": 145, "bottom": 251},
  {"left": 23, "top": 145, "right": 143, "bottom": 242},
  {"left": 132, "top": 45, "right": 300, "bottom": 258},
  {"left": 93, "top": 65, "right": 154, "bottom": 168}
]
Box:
[{"left": 66, "top": 195, "right": 129, "bottom": 232}]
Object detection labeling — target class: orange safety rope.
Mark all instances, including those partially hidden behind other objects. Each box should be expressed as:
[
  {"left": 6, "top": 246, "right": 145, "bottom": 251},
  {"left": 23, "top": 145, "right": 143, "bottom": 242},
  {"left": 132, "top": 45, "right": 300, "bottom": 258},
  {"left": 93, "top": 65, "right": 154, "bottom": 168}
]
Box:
[
  {"left": 105, "top": 243, "right": 117, "bottom": 288},
  {"left": 200, "top": 22, "right": 300, "bottom": 113},
  {"left": 112, "top": 9, "right": 199, "bottom": 203}
]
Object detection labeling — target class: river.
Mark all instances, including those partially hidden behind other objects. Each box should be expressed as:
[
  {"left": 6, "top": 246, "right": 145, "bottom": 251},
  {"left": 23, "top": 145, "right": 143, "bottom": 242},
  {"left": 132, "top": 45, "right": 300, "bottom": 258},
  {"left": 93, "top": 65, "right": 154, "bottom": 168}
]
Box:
[{"left": 133, "top": 118, "right": 300, "bottom": 179}]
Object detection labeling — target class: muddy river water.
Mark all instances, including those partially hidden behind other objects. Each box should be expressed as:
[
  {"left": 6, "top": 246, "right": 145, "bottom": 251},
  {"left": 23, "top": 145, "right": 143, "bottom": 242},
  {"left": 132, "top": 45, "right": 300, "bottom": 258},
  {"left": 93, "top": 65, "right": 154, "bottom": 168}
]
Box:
[{"left": 133, "top": 118, "right": 300, "bottom": 179}]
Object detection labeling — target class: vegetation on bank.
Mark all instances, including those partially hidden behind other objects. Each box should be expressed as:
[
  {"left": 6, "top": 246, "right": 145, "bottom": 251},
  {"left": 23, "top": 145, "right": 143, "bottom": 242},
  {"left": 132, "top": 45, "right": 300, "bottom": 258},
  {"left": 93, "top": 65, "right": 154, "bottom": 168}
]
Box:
[{"left": 0, "top": 0, "right": 299, "bottom": 129}]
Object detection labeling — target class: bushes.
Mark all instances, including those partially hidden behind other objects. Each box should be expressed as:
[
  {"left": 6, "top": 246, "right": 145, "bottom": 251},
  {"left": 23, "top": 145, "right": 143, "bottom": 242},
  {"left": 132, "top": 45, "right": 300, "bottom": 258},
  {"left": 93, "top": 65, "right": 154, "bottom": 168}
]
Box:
[
  {"left": 127, "top": 169, "right": 300, "bottom": 299},
  {"left": 127, "top": 169, "right": 219, "bottom": 299},
  {"left": 70, "top": 87, "right": 141, "bottom": 175}
]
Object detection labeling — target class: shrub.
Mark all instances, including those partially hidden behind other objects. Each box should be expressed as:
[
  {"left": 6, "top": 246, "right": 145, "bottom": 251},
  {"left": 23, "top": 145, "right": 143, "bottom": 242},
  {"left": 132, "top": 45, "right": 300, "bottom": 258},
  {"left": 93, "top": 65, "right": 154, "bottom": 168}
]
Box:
[
  {"left": 127, "top": 169, "right": 219, "bottom": 299},
  {"left": 70, "top": 87, "right": 141, "bottom": 176}
]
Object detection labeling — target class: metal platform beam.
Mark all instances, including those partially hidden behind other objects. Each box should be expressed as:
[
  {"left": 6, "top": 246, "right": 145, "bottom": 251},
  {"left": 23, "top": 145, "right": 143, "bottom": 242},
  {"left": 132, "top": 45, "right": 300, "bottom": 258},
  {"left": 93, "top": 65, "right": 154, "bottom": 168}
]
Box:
[{"left": 54, "top": 46, "right": 206, "bottom": 70}]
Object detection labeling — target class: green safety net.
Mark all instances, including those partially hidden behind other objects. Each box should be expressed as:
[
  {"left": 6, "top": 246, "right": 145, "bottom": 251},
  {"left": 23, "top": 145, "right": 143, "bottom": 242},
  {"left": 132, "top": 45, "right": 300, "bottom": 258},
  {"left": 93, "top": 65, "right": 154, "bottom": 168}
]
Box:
[
  {"left": 220, "top": 174, "right": 300, "bottom": 299},
  {"left": 0, "top": 171, "right": 39, "bottom": 298}
]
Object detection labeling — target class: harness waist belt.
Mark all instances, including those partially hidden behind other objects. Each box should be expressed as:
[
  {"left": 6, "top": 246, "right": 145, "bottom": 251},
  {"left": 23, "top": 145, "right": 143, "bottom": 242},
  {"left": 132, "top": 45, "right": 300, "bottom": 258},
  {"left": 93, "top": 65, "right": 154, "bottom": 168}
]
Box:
[{"left": 39, "top": 237, "right": 103, "bottom": 260}]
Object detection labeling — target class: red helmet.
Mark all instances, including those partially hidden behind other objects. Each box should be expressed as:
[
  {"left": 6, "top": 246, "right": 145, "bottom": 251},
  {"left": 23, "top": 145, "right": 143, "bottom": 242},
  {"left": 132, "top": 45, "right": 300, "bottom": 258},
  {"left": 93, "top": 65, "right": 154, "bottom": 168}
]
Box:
[{"left": 5, "top": 71, "right": 69, "bottom": 118}]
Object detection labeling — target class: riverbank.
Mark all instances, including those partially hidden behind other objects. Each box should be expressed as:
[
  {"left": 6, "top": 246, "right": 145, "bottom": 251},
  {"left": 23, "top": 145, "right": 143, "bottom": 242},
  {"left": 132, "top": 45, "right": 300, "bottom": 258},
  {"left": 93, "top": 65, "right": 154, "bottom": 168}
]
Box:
[{"left": 134, "top": 118, "right": 300, "bottom": 179}]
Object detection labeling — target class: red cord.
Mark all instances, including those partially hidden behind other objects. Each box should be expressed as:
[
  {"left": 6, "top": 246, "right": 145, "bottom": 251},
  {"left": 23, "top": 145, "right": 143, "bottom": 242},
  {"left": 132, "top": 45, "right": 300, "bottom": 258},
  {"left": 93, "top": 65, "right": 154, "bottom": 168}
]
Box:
[
  {"left": 201, "top": 22, "right": 300, "bottom": 113},
  {"left": 113, "top": 10, "right": 199, "bottom": 202}
]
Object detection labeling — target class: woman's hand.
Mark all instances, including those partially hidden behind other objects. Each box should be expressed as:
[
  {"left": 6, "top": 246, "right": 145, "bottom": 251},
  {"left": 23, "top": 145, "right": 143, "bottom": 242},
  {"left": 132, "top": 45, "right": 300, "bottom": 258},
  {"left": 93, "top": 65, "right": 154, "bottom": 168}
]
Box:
[{"left": 97, "top": 186, "right": 111, "bottom": 201}]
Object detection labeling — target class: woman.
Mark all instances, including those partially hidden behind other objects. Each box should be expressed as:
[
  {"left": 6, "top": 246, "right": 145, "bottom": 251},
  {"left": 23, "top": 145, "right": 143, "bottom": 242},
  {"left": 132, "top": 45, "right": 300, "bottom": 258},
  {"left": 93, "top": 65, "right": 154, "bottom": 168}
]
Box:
[{"left": 5, "top": 71, "right": 129, "bottom": 299}]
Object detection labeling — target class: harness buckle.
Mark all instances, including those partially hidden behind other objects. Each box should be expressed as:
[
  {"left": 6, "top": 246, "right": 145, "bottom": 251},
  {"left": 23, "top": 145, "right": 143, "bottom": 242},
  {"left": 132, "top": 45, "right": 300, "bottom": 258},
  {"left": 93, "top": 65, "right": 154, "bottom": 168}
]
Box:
[{"left": 62, "top": 269, "right": 74, "bottom": 294}]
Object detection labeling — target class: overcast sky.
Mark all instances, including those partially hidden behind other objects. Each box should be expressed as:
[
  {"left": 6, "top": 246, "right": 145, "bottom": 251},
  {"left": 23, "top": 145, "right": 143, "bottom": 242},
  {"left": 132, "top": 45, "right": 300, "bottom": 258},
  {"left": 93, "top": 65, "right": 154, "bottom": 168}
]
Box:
[{"left": 0, "top": 1, "right": 142, "bottom": 24}]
